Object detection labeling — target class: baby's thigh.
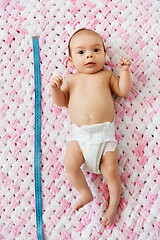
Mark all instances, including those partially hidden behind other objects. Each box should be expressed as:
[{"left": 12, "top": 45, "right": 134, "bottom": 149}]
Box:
[
  {"left": 100, "top": 147, "right": 118, "bottom": 171},
  {"left": 64, "top": 141, "right": 85, "bottom": 169}
]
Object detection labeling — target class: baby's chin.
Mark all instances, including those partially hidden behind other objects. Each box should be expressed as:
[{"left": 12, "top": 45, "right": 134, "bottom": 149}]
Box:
[{"left": 77, "top": 66, "right": 104, "bottom": 74}]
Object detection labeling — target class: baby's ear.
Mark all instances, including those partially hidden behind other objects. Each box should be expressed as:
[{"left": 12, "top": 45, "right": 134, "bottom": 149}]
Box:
[
  {"left": 68, "top": 56, "right": 74, "bottom": 67},
  {"left": 68, "top": 56, "right": 72, "bottom": 62}
]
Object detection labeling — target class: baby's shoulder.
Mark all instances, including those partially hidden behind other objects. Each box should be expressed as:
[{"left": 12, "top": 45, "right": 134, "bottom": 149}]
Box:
[
  {"left": 64, "top": 73, "right": 79, "bottom": 89},
  {"left": 66, "top": 73, "right": 80, "bottom": 82},
  {"left": 102, "top": 69, "right": 113, "bottom": 76},
  {"left": 100, "top": 69, "right": 113, "bottom": 82}
]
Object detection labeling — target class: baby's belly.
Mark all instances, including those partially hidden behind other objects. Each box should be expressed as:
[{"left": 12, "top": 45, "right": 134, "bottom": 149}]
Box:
[{"left": 68, "top": 96, "right": 115, "bottom": 126}]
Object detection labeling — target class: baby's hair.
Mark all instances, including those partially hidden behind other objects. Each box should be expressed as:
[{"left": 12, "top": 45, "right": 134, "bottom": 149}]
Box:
[{"left": 68, "top": 28, "right": 106, "bottom": 57}]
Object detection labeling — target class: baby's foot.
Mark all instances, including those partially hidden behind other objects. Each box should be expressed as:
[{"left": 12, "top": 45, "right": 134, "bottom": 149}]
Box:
[
  {"left": 74, "top": 191, "right": 93, "bottom": 211},
  {"left": 103, "top": 205, "right": 117, "bottom": 226}
]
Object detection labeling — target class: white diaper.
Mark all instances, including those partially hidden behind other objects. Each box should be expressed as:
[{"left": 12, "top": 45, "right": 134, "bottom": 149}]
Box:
[{"left": 70, "top": 121, "right": 117, "bottom": 174}]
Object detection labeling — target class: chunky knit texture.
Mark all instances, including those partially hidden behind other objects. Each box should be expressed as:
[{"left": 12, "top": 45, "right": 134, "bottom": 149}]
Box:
[{"left": 0, "top": 0, "right": 160, "bottom": 239}]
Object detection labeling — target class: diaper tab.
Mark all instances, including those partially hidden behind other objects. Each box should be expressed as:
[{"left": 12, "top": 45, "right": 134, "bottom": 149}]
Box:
[{"left": 103, "top": 122, "right": 117, "bottom": 142}]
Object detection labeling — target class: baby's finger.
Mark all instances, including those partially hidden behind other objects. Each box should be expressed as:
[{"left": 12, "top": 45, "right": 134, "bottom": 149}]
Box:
[
  {"left": 52, "top": 75, "right": 61, "bottom": 80},
  {"left": 118, "top": 58, "right": 123, "bottom": 64},
  {"left": 54, "top": 79, "right": 61, "bottom": 88},
  {"left": 119, "top": 60, "right": 124, "bottom": 66},
  {"left": 119, "top": 56, "right": 125, "bottom": 65},
  {"left": 56, "top": 75, "right": 62, "bottom": 80},
  {"left": 53, "top": 76, "right": 61, "bottom": 82},
  {"left": 51, "top": 81, "right": 57, "bottom": 88},
  {"left": 126, "top": 60, "right": 131, "bottom": 66},
  {"left": 59, "top": 77, "right": 63, "bottom": 85},
  {"left": 123, "top": 59, "right": 131, "bottom": 66},
  {"left": 123, "top": 58, "right": 131, "bottom": 66},
  {"left": 50, "top": 79, "right": 56, "bottom": 86},
  {"left": 55, "top": 75, "right": 63, "bottom": 85}
]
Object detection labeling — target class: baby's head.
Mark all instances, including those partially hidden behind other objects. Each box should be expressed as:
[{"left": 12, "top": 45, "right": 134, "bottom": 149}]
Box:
[{"left": 68, "top": 28, "right": 106, "bottom": 74}]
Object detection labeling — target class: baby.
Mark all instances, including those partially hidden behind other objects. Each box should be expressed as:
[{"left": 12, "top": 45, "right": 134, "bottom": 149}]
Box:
[{"left": 51, "top": 28, "right": 131, "bottom": 225}]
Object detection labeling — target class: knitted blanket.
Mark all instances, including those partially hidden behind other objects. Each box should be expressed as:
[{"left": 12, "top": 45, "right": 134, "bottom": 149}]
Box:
[{"left": 0, "top": 0, "right": 160, "bottom": 239}]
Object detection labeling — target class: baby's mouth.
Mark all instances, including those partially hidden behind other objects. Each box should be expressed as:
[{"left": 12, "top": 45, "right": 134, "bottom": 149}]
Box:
[{"left": 85, "top": 62, "right": 95, "bottom": 66}]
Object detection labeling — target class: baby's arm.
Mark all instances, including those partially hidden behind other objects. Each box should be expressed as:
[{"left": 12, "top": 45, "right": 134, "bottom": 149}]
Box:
[
  {"left": 110, "top": 56, "right": 131, "bottom": 97},
  {"left": 50, "top": 75, "right": 69, "bottom": 107}
]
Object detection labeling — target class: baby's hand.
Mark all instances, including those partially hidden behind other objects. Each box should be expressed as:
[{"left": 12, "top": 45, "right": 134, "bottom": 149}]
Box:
[
  {"left": 50, "top": 75, "right": 63, "bottom": 89},
  {"left": 118, "top": 56, "right": 131, "bottom": 71}
]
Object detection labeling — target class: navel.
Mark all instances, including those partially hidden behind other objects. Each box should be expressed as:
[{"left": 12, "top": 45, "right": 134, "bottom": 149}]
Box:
[{"left": 85, "top": 115, "right": 91, "bottom": 120}]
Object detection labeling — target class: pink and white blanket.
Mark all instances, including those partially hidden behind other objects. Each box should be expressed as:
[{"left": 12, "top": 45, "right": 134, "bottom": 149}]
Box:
[{"left": 0, "top": 0, "right": 160, "bottom": 239}]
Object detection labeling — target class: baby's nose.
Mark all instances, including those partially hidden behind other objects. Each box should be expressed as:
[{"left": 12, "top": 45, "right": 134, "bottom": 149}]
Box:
[{"left": 87, "top": 54, "right": 93, "bottom": 59}]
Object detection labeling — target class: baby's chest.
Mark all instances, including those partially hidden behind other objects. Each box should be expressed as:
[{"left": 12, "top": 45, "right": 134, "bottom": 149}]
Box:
[{"left": 73, "top": 77, "right": 109, "bottom": 92}]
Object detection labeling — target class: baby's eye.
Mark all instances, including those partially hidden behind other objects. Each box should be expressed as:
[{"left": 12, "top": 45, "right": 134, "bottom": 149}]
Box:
[
  {"left": 78, "top": 50, "right": 84, "bottom": 54},
  {"left": 93, "top": 49, "right": 99, "bottom": 52}
]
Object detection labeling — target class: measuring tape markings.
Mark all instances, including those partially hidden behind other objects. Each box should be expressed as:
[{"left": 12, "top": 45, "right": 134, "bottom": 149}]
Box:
[{"left": 32, "top": 36, "right": 43, "bottom": 240}]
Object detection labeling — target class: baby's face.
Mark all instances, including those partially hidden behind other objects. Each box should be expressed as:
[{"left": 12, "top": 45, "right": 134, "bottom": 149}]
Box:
[{"left": 69, "top": 32, "right": 106, "bottom": 74}]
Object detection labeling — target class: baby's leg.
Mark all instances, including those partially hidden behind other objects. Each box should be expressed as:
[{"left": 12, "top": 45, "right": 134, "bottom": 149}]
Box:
[
  {"left": 100, "top": 147, "right": 121, "bottom": 226},
  {"left": 64, "top": 141, "right": 93, "bottom": 211}
]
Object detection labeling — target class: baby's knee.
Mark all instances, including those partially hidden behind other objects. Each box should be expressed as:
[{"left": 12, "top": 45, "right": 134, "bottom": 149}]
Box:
[
  {"left": 108, "top": 165, "right": 119, "bottom": 177},
  {"left": 101, "top": 161, "right": 119, "bottom": 175}
]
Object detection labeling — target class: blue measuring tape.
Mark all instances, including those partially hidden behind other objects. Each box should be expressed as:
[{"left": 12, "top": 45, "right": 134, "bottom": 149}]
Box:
[{"left": 32, "top": 36, "right": 43, "bottom": 240}]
